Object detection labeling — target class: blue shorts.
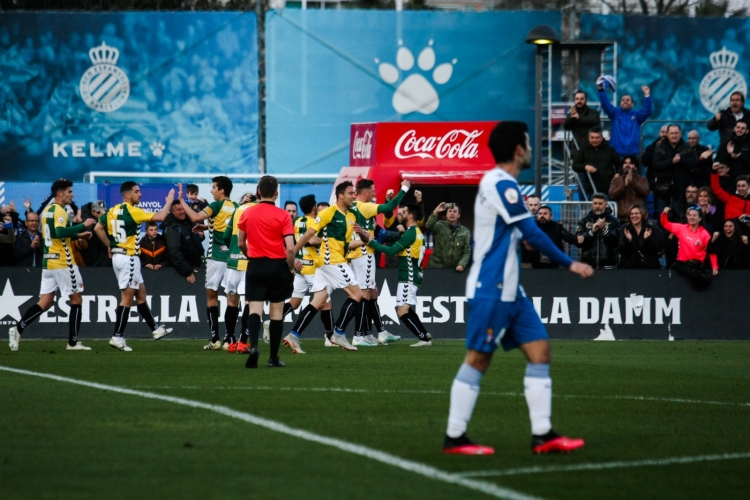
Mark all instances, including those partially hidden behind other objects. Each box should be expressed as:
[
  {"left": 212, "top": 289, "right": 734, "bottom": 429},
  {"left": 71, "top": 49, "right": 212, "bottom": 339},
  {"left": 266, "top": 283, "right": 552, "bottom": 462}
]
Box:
[{"left": 465, "top": 296, "right": 548, "bottom": 353}]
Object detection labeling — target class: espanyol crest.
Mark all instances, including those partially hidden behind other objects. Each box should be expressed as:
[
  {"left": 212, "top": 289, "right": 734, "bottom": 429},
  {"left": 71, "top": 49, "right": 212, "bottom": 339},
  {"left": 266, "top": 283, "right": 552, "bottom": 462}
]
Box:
[
  {"left": 700, "top": 47, "right": 747, "bottom": 114},
  {"left": 79, "top": 42, "right": 130, "bottom": 113}
]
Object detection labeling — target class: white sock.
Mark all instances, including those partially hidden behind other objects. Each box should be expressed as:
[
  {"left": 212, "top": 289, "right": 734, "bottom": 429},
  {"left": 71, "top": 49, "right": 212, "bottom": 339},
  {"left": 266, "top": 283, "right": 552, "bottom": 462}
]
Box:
[
  {"left": 524, "top": 376, "right": 552, "bottom": 435},
  {"left": 446, "top": 363, "right": 482, "bottom": 438}
]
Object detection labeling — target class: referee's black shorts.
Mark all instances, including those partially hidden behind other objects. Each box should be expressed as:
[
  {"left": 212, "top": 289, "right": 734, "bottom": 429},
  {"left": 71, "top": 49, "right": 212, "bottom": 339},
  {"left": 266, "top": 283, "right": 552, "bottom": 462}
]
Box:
[{"left": 245, "top": 257, "right": 293, "bottom": 303}]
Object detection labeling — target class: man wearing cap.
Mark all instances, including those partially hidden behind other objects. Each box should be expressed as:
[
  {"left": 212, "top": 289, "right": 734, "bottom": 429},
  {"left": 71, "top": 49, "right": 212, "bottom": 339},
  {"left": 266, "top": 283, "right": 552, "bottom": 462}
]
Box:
[{"left": 79, "top": 200, "right": 110, "bottom": 267}]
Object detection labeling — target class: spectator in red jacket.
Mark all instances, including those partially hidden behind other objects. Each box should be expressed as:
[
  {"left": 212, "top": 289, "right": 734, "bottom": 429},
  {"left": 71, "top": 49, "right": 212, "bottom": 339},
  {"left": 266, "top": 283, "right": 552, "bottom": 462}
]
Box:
[
  {"left": 710, "top": 166, "right": 750, "bottom": 221},
  {"left": 661, "top": 206, "right": 718, "bottom": 290}
]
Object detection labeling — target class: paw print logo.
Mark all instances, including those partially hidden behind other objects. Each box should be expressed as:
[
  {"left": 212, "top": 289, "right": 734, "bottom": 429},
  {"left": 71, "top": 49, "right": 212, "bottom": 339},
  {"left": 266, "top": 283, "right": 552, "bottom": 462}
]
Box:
[
  {"left": 376, "top": 40, "right": 456, "bottom": 115},
  {"left": 149, "top": 141, "right": 165, "bottom": 158}
]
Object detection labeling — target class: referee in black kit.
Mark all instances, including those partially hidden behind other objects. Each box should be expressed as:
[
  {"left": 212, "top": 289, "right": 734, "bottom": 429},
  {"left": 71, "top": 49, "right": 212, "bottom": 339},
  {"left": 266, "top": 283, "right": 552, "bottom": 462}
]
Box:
[{"left": 237, "top": 176, "right": 296, "bottom": 368}]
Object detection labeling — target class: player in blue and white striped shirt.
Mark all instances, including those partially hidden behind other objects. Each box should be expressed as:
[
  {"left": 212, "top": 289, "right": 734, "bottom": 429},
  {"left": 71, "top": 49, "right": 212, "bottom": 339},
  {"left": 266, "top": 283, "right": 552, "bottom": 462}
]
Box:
[{"left": 443, "top": 121, "right": 594, "bottom": 455}]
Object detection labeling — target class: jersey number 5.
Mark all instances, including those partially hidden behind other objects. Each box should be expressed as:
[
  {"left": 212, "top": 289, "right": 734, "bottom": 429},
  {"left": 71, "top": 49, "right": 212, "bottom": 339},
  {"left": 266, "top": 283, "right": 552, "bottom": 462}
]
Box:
[{"left": 110, "top": 219, "right": 127, "bottom": 243}]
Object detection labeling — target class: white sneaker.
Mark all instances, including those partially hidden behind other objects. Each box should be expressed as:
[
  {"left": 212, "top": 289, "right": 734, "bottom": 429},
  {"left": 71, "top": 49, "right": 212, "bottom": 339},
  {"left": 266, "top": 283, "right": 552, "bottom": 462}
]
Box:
[
  {"left": 152, "top": 324, "right": 173, "bottom": 340},
  {"left": 221, "top": 341, "right": 231, "bottom": 351},
  {"left": 66, "top": 342, "right": 91, "bottom": 351},
  {"left": 324, "top": 334, "right": 335, "bottom": 347},
  {"left": 331, "top": 330, "right": 357, "bottom": 351},
  {"left": 8, "top": 326, "right": 20, "bottom": 351},
  {"left": 410, "top": 340, "right": 433, "bottom": 347},
  {"left": 263, "top": 320, "right": 270, "bottom": 344},
  {"left": 283, "top": 333, "right": 306, "bottom": 354},
  {"left": 364, "top": 334, "right": 379, "bottom": 345},
  {"left": 352, "top": 335, "right": 377, "bottom": 347},
  {"left": 109, "top": 336, "right": 132, "bottom": 352},
  {"left": 378, "top": 330, "right": 401, "bottom": 345},
  {"left": 203, "top": 340, "right": 221, "bottom": 351}
]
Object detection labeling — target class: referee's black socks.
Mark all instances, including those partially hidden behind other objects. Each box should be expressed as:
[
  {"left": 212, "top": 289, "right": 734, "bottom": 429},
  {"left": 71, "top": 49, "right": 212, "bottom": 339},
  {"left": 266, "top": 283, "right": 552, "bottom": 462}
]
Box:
[
  {"left": 240, "top": 304, "right": 250, "bottom": 344},
  {"left": 399, "top": 309, "right": 429, "bottom": 340},
  {"left": 268, "top": 319, "right": 283, "bottom": 360},
  {"left": 247, "top": 313, "right": 261, "bottom": 348},
  {"left": 292, "top": 304, "right": 318, "bottom": 336}
]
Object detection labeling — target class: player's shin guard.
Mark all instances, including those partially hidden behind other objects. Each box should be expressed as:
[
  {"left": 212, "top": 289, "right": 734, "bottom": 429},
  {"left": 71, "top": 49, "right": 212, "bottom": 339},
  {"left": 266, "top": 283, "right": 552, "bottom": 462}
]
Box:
[
  {"left": 320, "top": 308, "right": 334, "bottom": 338},
  {"left": 247, "top": 313, "right": 261, "bottom": 348},
  {"left": 367, "top": 299, "right": 385, "bottom": 333},
  {"left": 282, "top": 302, "right": 294, "bottom": 318},
  {"left": 114, "top": 305, "right": 130, "bottom": 337},
  {"left": 68, "top": 304, "right": 82, "bottom": 346},
  {"left": 207, "top": 306, "right": 220, "bottom": 342},
  {"left": 269, "top": 319, "right": 283, "bottom": 360},
  {"left": 136, "top": 302, "right": 157, "bottom": 332},
  {"left": 239, "top": 304, "right": 250, "bottom": 344},
  {"left": 224, "top": 305, "right": 239, "bottom": 342},
  {"left": 292, "top": 304, "right": 318, "bottom": 336},
  {"left": 17, "top": 304, "right": 43, "bottom": 334},
  {"left": 524, "top": 363, "right": 552, "bottom": 436},
  {"left": 334, "top": 298, "right": 360, "bottom": 331},
  {"left": 446, "top": 363, "right": 483, "bottom": 438}
]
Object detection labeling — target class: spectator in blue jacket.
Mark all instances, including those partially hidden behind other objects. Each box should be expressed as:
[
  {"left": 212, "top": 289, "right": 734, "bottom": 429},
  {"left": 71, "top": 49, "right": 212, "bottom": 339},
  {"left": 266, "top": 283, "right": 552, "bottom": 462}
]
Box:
[{"left": 598, "top": 83, "right": 652, "bottom": 157}]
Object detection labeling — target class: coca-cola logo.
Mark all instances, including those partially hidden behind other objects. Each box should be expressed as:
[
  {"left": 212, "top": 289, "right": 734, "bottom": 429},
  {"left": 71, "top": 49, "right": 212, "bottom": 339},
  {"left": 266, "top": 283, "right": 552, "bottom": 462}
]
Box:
[
  {"left": 352, "top": 130, "right": 373, "bottom": 160},
  {"left": 394, "top": 129, "right": 482, "bottom": 160}
]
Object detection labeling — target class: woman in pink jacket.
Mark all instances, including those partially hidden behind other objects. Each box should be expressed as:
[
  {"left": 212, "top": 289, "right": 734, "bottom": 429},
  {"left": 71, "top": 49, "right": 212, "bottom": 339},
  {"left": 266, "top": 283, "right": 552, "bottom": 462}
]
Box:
[{"left": 660, "top": 206, "right": 718, "bottom": 290}]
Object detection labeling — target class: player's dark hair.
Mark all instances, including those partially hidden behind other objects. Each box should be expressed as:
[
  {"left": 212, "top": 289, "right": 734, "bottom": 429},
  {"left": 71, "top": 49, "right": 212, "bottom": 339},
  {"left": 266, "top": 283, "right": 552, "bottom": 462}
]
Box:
[
  {"left": 731, "top": 91, "right": 745, "bottom": 103},
  {"left": 317, "top": 202, "right": 330, "bottom": 210},
  {"left": 284, "top": 200, "right": 297, "bottom": 209},
  {"left": 538, "top": 204, "right": 552, "bottom": 214},
  {"left": 736, "top": 175, "right": 749, "bottom": 184},
  {"left": 622, "top": 155, "right": 639, "bottom": 168},
  {"left": 356, "top": 179, "right": 374, "bottom": 192},
  {"left": 621, "top": 94, "right": 633, "bottom": 102},
  {"left": 488, "top": 121, "right": 528, "bottom": 164},
  {"left": 186, "top": 184, "right": 199, "bottom": 194},
  {"left": 335, "top": 181, "right": 353, "bottom": 200},
  {"left": 51, "top": 178, "right": 73, "bottom": 196},
  {"left": 120, "top": 181, "right": 138, "bottom": 194},
  {"left": 171, "top": 200, "right": 182, "bottom": 208},
  {"left": 589, "top": 126, "right": 603, "bottom": 135},
  {"left": 212, "top": 176, "right": 233, "bottom": 197},
  {"left": 299, "top": 195, "right": 316, "bottom": 215},
  {"left": 257, "top": 175, "right": 278, "bottom": 198},
  {"left": 404, "top": 203, "right": 422, "bottom": 222},
  {"left": 667, "top": 123, "right": 681, "bottom": 133},
  {"left": 736, "top": 119, "right": 750, "bottom": 128},
  {"left": 146, "top": 221, "right": 158, "bottom": 229},
  {"left": 574, "top": 90, "right": 587, "bottom": 100}
]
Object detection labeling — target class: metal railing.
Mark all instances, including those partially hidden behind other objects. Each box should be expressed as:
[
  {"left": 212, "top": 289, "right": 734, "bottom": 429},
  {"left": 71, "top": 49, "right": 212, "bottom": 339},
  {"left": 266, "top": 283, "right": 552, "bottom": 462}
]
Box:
[
  {"left": 541, "top": 200, "right": 618, "bottom": 260},
  {"left": 84, "top": 171, "right": 339, "bottom": 183}
]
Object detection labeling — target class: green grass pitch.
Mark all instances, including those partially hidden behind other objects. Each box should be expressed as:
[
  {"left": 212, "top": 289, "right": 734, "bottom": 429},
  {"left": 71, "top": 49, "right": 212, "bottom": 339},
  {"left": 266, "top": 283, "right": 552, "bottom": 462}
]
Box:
[{"left": 1, "top": 339, "right": 749, "bottom": 499}]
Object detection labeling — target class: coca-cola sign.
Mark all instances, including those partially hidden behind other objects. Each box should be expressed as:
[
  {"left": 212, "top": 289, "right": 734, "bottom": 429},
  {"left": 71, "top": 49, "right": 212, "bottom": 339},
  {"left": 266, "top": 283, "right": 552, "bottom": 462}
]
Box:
[
  {"left": 394, "top": 129, "right": 481, "bottom": 160},
  {"left": 349, "top": 121, "right": 498, "bottom": 168}
]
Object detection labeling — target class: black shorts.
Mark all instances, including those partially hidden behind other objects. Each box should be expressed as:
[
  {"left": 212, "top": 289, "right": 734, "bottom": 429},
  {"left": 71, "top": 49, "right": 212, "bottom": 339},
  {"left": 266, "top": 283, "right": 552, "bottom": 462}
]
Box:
[{"left": 245, "top": 258, "right": 293, "bottom": 303}]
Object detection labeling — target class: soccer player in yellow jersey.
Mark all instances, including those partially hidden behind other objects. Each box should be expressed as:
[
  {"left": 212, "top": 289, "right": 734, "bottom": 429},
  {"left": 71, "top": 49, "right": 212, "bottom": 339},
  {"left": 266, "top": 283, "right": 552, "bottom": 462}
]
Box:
[
  {"left": 179, "top": 177, "right": 238, "bottom": 350},
  {"left": 286, "top": 181, "right": 370, "bottom": 352},
  {"left": 9, "top": 179, "right": 97, "bottom": 352},
  {"left": 94, "top": 181, "right": 175, "bottom": 351},
  {"left": 221, "top": 195, "right": 256, "bottom": 353},
  {"left": 276, "top": 195, "right": 333, "bottom": 354},
  {"left": 348, "top": 178, "right": 410, "bottom": 346}
]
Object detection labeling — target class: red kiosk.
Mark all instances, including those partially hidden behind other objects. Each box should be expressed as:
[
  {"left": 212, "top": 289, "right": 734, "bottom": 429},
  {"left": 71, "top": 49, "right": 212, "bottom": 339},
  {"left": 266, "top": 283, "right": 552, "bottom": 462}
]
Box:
[{"left": 333, "top": 121, "right": 499, "bottom": 267}]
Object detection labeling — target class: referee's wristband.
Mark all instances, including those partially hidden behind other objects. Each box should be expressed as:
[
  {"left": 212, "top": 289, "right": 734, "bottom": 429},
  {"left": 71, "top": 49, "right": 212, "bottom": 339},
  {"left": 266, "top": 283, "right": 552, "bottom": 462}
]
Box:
[{"left": 401, "top": 185, "right": 409, "bottom": 193}]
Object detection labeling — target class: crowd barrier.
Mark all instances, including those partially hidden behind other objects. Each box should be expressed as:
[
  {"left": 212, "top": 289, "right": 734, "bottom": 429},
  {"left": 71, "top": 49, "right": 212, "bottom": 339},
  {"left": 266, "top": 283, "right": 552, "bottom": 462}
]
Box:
[{"left": 1, "top": 268, "right": 747, "bottom": 341}]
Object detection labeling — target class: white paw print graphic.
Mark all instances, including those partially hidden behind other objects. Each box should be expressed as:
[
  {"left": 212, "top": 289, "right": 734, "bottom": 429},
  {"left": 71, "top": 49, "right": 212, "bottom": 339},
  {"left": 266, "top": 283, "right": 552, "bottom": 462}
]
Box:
[
  {"left": 149, "top": 141, "right": 165, "bottom": 158},
  {"left": 376, "top": 40, "right": 456, "bottom": 115}
]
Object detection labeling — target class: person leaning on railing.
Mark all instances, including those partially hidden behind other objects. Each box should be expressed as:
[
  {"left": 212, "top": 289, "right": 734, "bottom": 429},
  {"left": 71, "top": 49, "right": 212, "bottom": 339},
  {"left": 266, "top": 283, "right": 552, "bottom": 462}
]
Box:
[{"left": 660, "top": 206, "right": 717, "bottom": 290}]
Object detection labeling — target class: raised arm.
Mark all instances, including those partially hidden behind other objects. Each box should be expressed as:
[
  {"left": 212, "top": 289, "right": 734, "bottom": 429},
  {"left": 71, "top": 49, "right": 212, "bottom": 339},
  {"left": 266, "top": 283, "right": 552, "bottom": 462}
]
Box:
[
  {"left": 150, "top": 189, "right": 175, "bottom": 222},
  {"left": 377, "top": 180, "right": 410, "bottom": 214}
]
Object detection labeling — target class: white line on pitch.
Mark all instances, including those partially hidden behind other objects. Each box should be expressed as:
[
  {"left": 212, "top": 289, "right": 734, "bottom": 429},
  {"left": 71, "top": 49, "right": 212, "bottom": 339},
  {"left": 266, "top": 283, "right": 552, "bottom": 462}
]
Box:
[
  {"left": 456, "top": 452, "right": 750, "bottom": 478},
  {"left": 129, "top": 385, "right": 750, "bottom": 408},
  {"left": 0, "top": 366, "right": 541, "bottom": 500}
]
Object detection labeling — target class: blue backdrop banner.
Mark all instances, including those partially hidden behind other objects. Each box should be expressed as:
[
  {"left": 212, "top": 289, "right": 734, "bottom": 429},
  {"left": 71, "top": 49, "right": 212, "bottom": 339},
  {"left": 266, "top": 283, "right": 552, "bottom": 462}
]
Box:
[
  {"left": 264, "top": 9, "right": 560, "bottom": 175},
  {"left": 0, "top": 12, "right": 259, "bottom": 181}
]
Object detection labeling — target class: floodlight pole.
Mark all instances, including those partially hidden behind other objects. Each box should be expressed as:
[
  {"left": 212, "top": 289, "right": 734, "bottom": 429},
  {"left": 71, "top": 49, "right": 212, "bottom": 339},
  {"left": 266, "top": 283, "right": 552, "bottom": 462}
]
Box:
[{"left": 534, "top": 45, "right": 543, "bottom": 199}]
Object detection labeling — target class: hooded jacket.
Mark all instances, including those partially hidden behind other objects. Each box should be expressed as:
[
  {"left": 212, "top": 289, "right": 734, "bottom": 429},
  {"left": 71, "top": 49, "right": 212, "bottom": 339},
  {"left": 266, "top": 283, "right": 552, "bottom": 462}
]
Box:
[
  {"left": 575, "top": 206, "right": 620, "bottom": 268},
  {"left": 161, "top": 213, "right": 204, "bottom": 277}
]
